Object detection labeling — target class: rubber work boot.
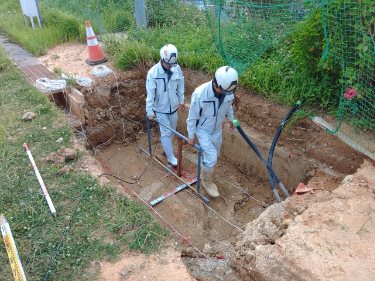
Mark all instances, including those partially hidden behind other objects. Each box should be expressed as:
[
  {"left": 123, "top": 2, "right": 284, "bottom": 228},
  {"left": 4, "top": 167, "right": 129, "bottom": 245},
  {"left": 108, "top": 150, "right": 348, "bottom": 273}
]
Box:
[
  {"left": 201, "top": 165, "right": 219, "bottom": 197},
  {"left": 160, "top": 136, "right": 178, "bottom": 166}
]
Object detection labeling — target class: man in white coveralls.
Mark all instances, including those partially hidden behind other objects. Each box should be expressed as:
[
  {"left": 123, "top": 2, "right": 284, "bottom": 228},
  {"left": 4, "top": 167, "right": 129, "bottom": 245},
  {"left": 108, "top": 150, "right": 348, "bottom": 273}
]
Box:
[
  {"left": 187, "top": 66, "right": 239, "bottom": 197},
  {"left": 146, "top": 44, "right": 186, "bottom": 166}
]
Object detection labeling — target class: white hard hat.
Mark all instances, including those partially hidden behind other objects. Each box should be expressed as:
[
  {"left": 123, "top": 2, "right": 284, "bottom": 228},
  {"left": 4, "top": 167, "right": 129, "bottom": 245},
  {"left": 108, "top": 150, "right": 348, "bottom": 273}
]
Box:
[
  {"left": 215, "top": 66, "right": 238, "bottom": 92},
  {"left": 160, "top": 44, "right": 178, "bottom": 67}
]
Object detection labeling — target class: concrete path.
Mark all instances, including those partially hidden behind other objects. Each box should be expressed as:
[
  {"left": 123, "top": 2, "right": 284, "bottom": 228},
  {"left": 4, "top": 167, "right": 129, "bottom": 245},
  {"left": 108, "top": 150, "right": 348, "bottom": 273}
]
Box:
[
  {"left": 0, "top": 35, "right": 57, "bottom": 85},
  {"left": 0, "top": 34, "right": 86, "bottom": 124}
]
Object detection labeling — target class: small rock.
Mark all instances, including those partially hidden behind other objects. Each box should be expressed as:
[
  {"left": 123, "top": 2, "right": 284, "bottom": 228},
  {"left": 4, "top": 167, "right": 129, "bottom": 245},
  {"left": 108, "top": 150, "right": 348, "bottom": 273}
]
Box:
[
  {"left": 56, "top": 138, "right": 64, "bottom": 143},
  {"left": 62, "top": 148, "right": 77, "bottom": 161},
  {"left": 46, "top": 152, "right": 65, "bottom": 164},
  {"left": 181, "top": 247, "right": 195, "bottom": 258},
  {"left": 59, "top": 166, "right": 70, "bottom": 174},
  {"left": 56, "top": 146, "right": 66, "bottom": 156},
  {"left": 203, "top": 243, "right": 212, "bottom": 254},
  {"left": 342, "top": 175, "right": 354, "bottom": 184},
  {"left": 225, "top": 269, "right": 233, "bottom": 275},
  {"left": 245, "top": 253, "right": 255, "bottom": 263},
  {"left": 120, "top": 268, "right": 129, "bottom": 277},
  {"left": 21, "top": 112, "right": 36, "bottom": 121}
]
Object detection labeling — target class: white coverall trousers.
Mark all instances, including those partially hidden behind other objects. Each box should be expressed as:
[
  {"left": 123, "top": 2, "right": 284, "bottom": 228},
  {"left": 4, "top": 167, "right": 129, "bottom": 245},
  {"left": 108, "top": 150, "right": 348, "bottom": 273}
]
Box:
[
  {"left": 156, "top": 111, "right": 178, "bottom": 140},
  {"left": 196, "top": 128, "right": 222, "bottom": 168}
]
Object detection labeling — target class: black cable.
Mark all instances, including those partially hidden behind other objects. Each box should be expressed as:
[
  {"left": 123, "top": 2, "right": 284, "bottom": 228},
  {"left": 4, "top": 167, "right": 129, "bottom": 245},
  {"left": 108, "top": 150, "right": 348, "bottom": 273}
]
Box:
[{"left": 268, "top": 102, "right": 300, "bottom": 201}]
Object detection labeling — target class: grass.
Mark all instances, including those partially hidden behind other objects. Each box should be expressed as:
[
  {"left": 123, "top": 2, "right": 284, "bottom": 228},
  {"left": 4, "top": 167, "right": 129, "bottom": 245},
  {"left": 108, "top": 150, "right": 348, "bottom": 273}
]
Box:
[
  {"left": 0, "top": 0, "right": 86, "bottom": 57},
  {"left": 104, "top": 36, "right": 158, "bottom": 71},
  {"left": 0, "top": 46, "right": 169, "bottom": 280},
  {"left": 103, "top": 23, "right": 224, "bottom": 75},
  {"left": 356, "top": 218, "right": 370, "bottom": 235}
]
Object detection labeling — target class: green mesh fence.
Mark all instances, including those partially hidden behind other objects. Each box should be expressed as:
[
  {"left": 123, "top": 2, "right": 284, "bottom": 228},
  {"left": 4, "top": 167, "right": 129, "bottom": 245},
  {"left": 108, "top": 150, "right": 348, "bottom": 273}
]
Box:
[
  {"left": 203, "top": 0, "right": 321, "bottom": 73},
  {"left": 204, "top": 0, "right": 374, "bottom": 157},
  {"left": 322, "top": 0, "right": 375, "bottom": 158},
  {"left": 37, "top": 0, "right": 374, "bottom": 158}
]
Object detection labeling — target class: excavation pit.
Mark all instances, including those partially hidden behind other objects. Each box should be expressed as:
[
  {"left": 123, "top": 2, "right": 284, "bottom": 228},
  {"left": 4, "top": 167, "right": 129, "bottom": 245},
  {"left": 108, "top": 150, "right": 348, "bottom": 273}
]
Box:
[{"left": 62, "top": 67, "right": 369, "bottom": 280}]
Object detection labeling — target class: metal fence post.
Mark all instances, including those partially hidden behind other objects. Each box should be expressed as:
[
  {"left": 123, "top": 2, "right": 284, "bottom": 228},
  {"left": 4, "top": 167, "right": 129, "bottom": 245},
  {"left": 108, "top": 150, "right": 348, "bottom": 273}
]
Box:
[{"left": 134, "top": 0, "right": 147, "bottom": 30}]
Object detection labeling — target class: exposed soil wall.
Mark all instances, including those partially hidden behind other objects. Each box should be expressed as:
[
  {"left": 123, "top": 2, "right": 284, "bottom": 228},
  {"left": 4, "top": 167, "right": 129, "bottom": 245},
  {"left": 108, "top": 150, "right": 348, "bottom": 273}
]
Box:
[{"left": 81, "top": 67, "right": 368, "bottom": 182}]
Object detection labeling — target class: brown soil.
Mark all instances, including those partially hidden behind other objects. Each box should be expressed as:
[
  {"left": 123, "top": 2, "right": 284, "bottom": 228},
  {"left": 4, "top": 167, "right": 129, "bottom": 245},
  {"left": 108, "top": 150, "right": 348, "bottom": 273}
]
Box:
[{"left": 38, "top": 42, "right": 375, "bottom": 281}]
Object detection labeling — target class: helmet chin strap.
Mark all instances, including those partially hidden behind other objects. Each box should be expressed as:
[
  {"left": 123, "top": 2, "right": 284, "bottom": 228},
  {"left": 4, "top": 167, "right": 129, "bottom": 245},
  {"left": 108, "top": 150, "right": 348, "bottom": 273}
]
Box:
[{"left": 161, "top": 59, "right": 171, "bottom": 70}]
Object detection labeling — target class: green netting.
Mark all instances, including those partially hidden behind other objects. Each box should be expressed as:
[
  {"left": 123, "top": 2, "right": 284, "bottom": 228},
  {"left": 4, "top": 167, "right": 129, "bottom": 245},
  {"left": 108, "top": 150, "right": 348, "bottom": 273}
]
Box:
[
  {"left": 204, "top": 0, "right": 374, "bottom": 156},
  {"left": 37, "top": 0, "right": 374, "bottom": 158},
  {"left": 203, "top": 0, "right": 321, "bottom": 73},
  {"left": 323, "top": 0, "right": 375, "bottom": 158}
]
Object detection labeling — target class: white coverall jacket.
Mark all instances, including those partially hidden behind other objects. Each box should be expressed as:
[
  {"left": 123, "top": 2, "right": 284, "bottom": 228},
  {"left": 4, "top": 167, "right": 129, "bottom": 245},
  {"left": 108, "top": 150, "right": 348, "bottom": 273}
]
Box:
[
  {"left": 146, "top": 61, "right": 184, "bottom": 137},
  {"left": 186, "top": 81, "right": 234, "bottom": 167}
]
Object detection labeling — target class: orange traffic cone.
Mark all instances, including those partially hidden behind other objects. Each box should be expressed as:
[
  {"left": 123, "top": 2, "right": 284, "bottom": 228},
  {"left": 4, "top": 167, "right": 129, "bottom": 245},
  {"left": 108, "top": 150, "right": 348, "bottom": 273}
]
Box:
[{"left": 85, "top": 21, "right": 107, "bottom": 66}]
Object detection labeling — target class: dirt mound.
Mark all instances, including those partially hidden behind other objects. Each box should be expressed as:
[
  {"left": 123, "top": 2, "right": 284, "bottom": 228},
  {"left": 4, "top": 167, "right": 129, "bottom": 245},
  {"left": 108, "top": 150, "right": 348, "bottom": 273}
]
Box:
[{"left": 231, "top": 160, "right": 375, "bottom": 281}]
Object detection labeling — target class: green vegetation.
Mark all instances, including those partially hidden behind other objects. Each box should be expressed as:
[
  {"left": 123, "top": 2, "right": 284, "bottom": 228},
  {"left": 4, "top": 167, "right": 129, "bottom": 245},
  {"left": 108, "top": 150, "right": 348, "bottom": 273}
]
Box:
[
  {"left": 98, "top": 0, "right": 342, "bottom": 112},
  {"left": 103, "top": 1, "right": 224, "bottom": 73},
  {"left": 240, "top": 46, "right": 339, "bottom": 110},
  {"left": 0, "top": 0, "right": 86, "bottom": 56},
  {"left": 357, "top": 218, "right": 371, "bottom": 234},
  {"left": 104, "top": 36, "right": 158, "bottom": 70},
  {"left": 40, "top": 0, "right": 135, "bottom": 33},
  {"left": 0, "top": 47, "right": 168, "bottom": 280},
  {"left": 1, "top": 0, "right": 373, "bottom": 120}
]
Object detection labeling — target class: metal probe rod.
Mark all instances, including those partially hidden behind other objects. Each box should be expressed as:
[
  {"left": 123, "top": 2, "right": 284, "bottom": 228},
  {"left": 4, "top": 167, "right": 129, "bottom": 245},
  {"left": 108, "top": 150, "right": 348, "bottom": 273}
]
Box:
[
  {"left": 146, "top": 116, "right": 203, "bottom": 193},
  {"left": 138, "top": 145, "right": 210, "bottom": 203}
]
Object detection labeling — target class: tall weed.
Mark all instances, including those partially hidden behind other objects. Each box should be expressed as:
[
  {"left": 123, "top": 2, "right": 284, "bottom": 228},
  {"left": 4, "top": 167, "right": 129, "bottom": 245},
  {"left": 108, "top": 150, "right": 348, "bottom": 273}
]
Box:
[{"left": 242, "top": 44, "right": 340, "bottom": 110}]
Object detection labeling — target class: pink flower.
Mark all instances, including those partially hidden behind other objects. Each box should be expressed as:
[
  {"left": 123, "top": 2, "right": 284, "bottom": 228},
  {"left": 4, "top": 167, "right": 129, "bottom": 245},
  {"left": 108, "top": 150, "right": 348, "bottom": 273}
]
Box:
[{"left": 344, "top": 88, "right": 357, "bottom": 100}]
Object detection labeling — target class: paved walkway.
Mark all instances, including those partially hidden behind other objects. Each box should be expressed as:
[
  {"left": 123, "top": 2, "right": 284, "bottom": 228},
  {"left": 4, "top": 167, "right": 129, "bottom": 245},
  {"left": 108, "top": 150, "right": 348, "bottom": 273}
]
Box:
[
  {"left": 0, "top": 35, "right": 57, "bottom": 86},
  {"left": 0, "top": 35, "right": 87, "bottom": 124}
]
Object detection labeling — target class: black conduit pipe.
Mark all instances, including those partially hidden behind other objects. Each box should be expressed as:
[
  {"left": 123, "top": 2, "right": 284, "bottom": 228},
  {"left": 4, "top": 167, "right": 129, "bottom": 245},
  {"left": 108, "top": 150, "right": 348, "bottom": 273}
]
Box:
[
  {"left": 268, "top": 101, "right": 301, "bottom": 199},
  {"left": 233, "top": 120, "right": 288, "bottom": 203}
]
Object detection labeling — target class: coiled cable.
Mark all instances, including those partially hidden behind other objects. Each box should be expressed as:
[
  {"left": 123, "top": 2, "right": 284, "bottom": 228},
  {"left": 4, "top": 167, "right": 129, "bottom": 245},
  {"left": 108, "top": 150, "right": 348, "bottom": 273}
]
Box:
[
  {"left": 91, "top": 65, "right": 113, "bottom": 77},
  {"left": 35, "top": 78, "right": 67, "bottom": 91},
  {"left": 61, "top": 73, "right": 93, "bottom": 87}
]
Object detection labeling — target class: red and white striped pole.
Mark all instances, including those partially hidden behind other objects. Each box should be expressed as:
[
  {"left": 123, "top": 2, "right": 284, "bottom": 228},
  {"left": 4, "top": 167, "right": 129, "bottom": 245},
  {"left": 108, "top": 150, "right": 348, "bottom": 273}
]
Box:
[{"left": 23, "top": 143, "right": 56, "bottom": 217}]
